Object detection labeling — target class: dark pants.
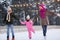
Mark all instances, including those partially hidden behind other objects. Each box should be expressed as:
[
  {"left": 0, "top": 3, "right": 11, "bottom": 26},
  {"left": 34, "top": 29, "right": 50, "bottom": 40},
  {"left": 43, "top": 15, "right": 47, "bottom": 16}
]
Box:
[
  {"left": 42, "top": 25, "right": 47, "bottom": 36},
  {"left": 6, "top": 24, "right": 14, "bottom": 38}
]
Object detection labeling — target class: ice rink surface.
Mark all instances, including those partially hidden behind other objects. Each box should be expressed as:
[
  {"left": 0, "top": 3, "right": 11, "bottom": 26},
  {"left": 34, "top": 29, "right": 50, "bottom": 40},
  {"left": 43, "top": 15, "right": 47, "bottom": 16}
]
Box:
[{"left": 0, "top": 29, "right": 60, "bottom": 40}]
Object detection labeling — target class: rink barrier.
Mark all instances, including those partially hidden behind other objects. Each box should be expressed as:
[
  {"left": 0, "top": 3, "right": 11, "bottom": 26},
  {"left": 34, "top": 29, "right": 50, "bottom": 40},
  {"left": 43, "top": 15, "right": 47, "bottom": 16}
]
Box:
[{"left": 0, "top": 25, "right": 60, "bottom": 33}]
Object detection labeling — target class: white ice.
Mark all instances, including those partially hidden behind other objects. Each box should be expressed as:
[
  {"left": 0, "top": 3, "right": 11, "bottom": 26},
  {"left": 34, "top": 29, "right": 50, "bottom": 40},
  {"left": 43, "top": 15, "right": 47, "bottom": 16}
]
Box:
[{"left": 0, "top": 29, "right": 60, "bottom": 40}]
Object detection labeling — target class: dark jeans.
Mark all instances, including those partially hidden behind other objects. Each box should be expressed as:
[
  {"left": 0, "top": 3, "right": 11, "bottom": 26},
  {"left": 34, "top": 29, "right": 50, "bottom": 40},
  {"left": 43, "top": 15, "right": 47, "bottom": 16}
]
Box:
[
  {"left": 42, "top": 25, "right": 47, "bottom": 36},
  {"left": 6, "top": 24, "right": 14, "bottom": 38}
]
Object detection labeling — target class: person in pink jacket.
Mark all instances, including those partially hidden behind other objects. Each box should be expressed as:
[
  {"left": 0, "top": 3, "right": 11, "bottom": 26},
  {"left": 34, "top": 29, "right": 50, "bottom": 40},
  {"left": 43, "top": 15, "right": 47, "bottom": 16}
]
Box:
[{"left": 20, "top": 15, "right": 35, "bottom": 39}]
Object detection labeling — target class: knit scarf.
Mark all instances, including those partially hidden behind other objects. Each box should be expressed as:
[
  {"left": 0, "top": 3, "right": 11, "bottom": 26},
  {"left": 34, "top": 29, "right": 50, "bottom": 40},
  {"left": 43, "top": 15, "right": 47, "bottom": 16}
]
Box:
[{"left": 6, "top": 14, "right": 10, "bottom": 22}]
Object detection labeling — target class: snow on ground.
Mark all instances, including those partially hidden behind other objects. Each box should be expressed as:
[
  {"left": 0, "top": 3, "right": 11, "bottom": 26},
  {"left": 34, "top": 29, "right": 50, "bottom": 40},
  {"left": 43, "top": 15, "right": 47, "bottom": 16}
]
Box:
[{"left": 0, "top": 29, "right": 60, "bottom": 40}]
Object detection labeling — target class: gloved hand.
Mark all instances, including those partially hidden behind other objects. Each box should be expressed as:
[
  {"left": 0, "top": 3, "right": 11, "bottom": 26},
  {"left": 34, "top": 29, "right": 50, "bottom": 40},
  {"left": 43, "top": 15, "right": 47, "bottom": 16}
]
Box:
[{"left": 57, "top": 13, "right": 60, "bottom": 17}]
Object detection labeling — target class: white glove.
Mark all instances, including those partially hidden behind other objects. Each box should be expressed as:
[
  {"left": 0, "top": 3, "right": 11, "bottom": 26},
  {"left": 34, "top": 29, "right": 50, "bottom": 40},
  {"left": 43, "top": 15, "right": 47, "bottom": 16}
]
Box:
[{"left": 57, "top": 14, "right": 60, "bottom": 17}]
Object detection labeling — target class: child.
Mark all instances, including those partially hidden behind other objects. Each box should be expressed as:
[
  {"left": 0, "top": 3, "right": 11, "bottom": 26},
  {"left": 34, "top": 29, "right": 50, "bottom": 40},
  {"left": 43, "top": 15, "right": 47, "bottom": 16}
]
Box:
[{"left": 20, "top": 15, "right": 35, "bottom": 39}]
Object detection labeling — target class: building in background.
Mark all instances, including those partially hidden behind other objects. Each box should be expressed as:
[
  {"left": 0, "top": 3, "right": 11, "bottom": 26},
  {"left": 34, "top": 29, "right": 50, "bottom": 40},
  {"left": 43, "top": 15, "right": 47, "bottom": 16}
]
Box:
[{"left": 0, "top": 0, "right": 60, "bottom": 26}]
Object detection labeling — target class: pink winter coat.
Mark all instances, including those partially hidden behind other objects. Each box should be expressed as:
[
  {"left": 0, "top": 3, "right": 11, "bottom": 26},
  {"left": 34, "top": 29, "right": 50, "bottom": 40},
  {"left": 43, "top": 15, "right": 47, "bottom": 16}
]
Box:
[{"left": 20, "top": 20, "right": 33, "bottom": 28}]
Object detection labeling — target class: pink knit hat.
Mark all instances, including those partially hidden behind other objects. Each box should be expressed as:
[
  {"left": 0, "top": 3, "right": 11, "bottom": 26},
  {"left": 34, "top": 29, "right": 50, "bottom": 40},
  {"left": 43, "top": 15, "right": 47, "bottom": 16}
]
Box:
[{"left": 39, "top": 4, "right": 45, "bottom": 7}]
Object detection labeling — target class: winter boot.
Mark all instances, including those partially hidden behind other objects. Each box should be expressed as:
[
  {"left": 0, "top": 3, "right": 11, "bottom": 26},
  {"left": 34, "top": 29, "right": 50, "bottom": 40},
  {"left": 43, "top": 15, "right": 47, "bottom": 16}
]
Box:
[
  {"left": 7, "top": 36, "right": 9, "bottom": 40},
  {"left": 12, "top": 36, "right": 15, "bottom": 40},
  {"left": 29, "top": 37, "right": 31, "bottom": 39}
]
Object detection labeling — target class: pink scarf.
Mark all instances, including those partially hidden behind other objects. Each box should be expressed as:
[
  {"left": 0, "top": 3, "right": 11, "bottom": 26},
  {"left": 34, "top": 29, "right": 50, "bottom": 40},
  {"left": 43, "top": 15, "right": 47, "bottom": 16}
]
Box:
[{"left": 39, "top": 4, "right": 46, "bottom": 18}]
